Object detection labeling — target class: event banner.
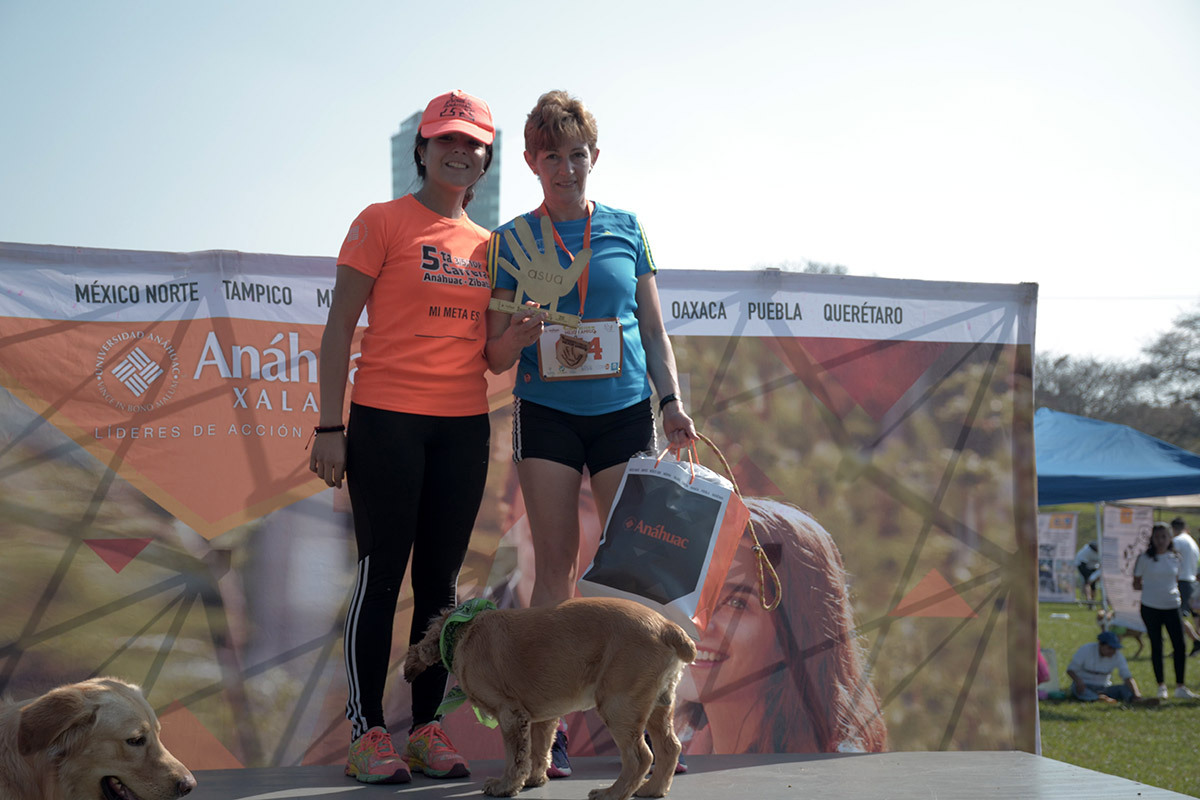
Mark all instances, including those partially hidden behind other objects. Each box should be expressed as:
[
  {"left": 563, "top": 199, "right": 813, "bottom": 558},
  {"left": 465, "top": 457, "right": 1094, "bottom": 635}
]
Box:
[
  {"left": 1037, "top": 512, "right": 1078, "bottom": 603},
  {"left": 1101, "top": 504, "right": 1154, "bottom": 632},
  {"left": 0, "top": 242, "right": 1038, "bottom": 768}
]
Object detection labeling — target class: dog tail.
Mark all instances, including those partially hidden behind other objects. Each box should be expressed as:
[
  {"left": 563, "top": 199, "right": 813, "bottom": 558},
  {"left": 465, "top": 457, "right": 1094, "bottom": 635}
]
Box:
[{"left": 663, "top": 624, "right": 697, "bottom": 664}]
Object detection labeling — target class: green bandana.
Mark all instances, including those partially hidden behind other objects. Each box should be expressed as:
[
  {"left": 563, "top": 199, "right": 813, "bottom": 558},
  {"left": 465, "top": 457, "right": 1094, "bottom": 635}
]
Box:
[
  {"left": 434, "top": 598, "right": 499, "bottom": 728},
  {"left": 439, "top": 598, "right": 497, "bottom": 671},
  {"left": 436, "top": 687, "right": 498, "bottom": 728}
]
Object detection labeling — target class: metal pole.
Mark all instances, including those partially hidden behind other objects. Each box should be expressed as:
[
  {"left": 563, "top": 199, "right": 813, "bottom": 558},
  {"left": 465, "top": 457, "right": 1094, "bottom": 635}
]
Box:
[{"left": 1096, "top": 501, "right": 1108, "bottom": 612}]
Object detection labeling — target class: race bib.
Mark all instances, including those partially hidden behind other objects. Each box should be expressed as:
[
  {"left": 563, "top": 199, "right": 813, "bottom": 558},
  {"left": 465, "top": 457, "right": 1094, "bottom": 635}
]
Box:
[{"left": 536, "top": 319, "right": 623, "bottom": 381}]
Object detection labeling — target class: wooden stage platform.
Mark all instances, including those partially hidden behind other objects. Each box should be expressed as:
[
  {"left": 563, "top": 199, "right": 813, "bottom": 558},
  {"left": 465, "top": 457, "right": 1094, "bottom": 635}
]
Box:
[{"left": 188, "top": 751, "right": 1191, "bottom": 799}]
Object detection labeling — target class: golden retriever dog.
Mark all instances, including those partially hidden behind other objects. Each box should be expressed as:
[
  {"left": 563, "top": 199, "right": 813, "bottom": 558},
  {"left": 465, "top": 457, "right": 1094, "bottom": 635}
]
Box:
[
  {"left": 404, "top": 597, "right": 695, "bottom": 800},
  {"left": 0, "top": 677, "right": 196, "bottom": 800}
]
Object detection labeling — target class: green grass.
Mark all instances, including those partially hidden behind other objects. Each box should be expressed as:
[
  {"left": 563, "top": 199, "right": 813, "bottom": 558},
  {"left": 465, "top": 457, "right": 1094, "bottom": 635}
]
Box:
[{"left": 1038, "top": 601, "right": 1200, "bottom": 797}]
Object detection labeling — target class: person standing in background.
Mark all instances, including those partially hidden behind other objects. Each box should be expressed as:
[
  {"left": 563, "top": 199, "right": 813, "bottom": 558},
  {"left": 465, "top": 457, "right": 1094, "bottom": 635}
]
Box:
[
  {"left": 1169, "top": 517, "right": 1200, "bottom": 657},
  {"left": 1074, "top": 541, "right": 1101, "bottom": 608},
  {"left": 1133, "top": 523, "right": 1198, "bottom": 699}
]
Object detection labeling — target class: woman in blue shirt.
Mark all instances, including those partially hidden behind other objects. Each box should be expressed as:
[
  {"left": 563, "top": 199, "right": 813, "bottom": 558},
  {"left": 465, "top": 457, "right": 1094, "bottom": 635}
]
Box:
[{"left": 486, "top": 89, "right": 697, "bottom": 777}]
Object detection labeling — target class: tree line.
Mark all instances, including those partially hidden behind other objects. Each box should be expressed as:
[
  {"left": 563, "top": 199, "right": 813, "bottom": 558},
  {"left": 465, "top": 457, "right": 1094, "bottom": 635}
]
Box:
[
  {"left": 1035, "top": 307, "right": 1200, "bottom": 452},
  {"left": 763, "top": 261, "right": 1199, "bottom": 452}
]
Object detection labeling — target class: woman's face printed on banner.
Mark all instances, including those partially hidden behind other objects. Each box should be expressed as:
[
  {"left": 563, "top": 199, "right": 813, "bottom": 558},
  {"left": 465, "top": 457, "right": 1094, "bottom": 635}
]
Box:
[{"left": 677, "top": 539, "right": 785, "bottom": 705}]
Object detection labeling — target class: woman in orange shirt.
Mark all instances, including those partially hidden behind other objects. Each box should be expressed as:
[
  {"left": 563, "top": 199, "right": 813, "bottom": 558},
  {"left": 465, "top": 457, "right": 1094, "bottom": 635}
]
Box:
[{"left": 310, "top": 90, "right": 540, "bottom": 785}]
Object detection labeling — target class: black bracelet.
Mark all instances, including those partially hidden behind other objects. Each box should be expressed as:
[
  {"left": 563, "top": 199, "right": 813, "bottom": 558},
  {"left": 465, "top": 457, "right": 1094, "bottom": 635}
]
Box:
[
  {"left": 658, "top": 393, "right": 679, "bottom": 412},
  {"left": 306, "top": 424, "right": 345, "bottom": 451}
]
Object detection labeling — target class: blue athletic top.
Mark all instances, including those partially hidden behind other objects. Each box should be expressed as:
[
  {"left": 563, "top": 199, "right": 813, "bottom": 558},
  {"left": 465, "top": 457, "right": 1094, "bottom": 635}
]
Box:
[{"left": 489, "top": 203, "right": 656, "bottom": 415}]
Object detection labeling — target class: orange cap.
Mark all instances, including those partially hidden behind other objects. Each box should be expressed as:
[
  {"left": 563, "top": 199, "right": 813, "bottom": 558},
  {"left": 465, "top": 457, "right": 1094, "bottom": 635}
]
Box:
[{"left": 419, "top": 89, "right": 495, "bottom": 145}]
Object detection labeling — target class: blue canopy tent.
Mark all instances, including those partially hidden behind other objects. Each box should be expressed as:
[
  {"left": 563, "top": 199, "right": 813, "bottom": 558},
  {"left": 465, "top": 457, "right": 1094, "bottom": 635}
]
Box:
[
  {"left": 1034, "top": 407, "right": 1200, "bottom": 634},
  {"left": 1034, "top": 407, "right": 1200, "bottom": 506}
]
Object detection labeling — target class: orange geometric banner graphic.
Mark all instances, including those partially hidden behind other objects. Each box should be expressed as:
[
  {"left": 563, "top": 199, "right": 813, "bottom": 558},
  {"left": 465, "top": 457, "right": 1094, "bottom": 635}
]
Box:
[
  {"left": 84, "top": 538, "right": 152, "bottom": 573},
  {"left": 766, "top": 337, "right": 951, "bottom": 422},
  {"left": 890, "top": 569, "right": 979, "bottom": 618},
  {"left": 158, "top": 702, "right": 244, "bottom": 771},
  {"left": 1, "top": 317, "right": 332, "bottom": 539}
]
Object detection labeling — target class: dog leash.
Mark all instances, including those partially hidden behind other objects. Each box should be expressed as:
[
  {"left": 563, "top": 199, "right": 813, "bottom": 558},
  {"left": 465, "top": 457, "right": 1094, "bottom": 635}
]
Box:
[{"left": 658, "top": 432, "right": 782, "bottom": 612}]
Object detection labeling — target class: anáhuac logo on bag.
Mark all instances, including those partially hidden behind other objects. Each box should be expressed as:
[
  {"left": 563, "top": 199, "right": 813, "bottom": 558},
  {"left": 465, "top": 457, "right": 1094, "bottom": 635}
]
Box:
[
  {"left": 624, "top": 516, "right": 690, "bottom": 549},
  {"left": 94, "top": 330, "right": 181, "bottom": 412}
]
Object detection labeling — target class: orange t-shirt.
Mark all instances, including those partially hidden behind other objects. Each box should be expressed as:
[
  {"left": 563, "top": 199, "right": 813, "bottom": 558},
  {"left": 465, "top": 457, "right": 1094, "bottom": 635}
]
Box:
[{"left": 337, "top": 195, "right": 491, "bottom": 416}]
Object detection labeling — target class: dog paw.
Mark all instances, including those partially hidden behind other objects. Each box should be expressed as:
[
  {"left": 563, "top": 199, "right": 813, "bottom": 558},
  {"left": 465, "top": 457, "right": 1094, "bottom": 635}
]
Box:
[
  {"left": 484, "top": 778, "right": 521, "bottom": 797},
  {"left": 588, "top": 788, "right": 624, "bottom": 800},
  {"left": 636, "top": 771, "right": 673, "bottom": 797},
  {"left": 524, "top": 773, "right": 548, "bottom": 789}
]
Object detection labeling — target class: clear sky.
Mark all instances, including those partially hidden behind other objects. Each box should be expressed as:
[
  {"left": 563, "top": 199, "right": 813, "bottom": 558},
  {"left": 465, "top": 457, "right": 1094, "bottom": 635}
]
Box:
[{"left": 2, "top": 0, "right": 1197, "bottom": 361}]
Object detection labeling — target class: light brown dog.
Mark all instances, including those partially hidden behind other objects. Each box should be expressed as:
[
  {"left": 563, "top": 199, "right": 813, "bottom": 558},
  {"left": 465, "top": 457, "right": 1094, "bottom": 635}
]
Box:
[
  {"left": 0, "top": 677, "right": 196, "bottom": 800},
  {"left": 404, "top": 597, "right": 696, "bottom": 800}
]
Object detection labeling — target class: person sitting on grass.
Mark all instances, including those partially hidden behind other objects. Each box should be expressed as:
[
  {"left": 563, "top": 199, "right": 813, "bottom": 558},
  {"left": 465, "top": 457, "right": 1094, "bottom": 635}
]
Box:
[{"left": 1066, "top": 631, "right": 1157, "bottom": 705}]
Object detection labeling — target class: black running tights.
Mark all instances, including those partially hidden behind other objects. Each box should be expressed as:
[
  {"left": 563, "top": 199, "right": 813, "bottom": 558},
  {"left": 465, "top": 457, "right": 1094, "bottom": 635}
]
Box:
[
  {"left": 342, "top": 403, "right": 489, "bottom": 741},
  {"left": 1139, "top": 603, "right": 1186, "bottom": 686}
]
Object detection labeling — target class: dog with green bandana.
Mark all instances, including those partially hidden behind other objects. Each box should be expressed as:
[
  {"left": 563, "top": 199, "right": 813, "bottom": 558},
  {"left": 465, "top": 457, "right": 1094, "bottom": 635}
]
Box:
[{"left": 404, "top": 596, "right": 696, "bottom": 799}]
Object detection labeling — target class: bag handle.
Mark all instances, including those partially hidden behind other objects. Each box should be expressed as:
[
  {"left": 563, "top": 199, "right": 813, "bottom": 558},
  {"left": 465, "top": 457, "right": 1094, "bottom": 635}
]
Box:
[{"left": 659, "top": 432, "right": 782, "bottom": 612}]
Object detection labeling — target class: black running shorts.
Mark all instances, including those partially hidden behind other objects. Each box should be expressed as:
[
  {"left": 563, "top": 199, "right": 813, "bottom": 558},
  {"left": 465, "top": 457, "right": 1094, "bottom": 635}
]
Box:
[{"left": 512, "top": 397, "right": 656, "bottom": 474}]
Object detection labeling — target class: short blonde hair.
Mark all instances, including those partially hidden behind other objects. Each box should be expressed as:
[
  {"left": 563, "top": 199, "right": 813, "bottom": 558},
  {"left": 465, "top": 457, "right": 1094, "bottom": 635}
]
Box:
[{"left": 524, "top": 90, "right": 599, "bottom": 153}]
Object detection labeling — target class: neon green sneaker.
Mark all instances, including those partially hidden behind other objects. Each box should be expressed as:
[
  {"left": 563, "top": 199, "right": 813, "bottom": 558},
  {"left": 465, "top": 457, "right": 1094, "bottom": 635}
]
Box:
[
  {"left": 403, "top": 721, "right": 470, "bottom": 778},
  {"left": 345, "top": 726, "right": 411, "bottom": 784}
]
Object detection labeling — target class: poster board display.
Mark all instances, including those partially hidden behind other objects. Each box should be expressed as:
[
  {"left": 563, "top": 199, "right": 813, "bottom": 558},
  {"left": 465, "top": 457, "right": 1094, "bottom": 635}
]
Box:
[
  {"left": 1101, "top": 504, "right": 1154, "bottom": 633},
  {"left": 1038, "top": 512, "right": 1078, "bottom": 603},
  {"left": 0, "top": 242, "right": 1038, "bottom": 766}
]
